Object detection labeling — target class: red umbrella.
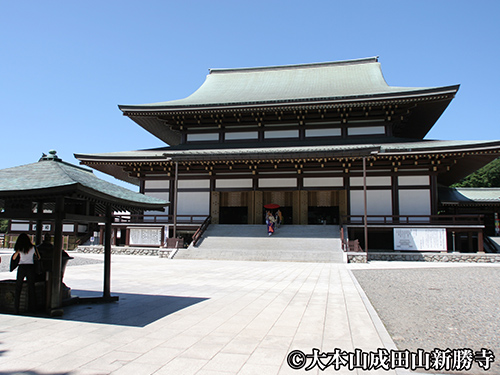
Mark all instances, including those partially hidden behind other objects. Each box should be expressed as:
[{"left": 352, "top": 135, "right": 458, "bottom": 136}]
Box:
[{"left": 264, "top": 204, "right": 280, "bottom": 209}]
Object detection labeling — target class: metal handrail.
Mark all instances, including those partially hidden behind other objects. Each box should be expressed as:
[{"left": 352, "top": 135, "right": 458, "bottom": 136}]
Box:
[{"left": 191, "top": 216, "right": 212, "bottom": 247}]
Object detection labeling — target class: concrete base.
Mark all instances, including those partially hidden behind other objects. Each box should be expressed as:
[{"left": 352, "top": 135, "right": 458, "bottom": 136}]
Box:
[{"left": 347, "top": 251, "right": 500, "bottom": 263}]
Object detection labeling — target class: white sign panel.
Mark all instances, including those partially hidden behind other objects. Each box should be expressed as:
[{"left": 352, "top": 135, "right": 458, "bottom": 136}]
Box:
[
  {"left": 129, "top": 227, "right": 162, "bottom": 246},
  {"left": 394, "top": 228, "right": 447, "bottom": 251}
]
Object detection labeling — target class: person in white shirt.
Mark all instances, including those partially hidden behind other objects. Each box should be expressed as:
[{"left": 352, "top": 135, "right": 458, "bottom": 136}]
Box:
[{"left": 12, "top": 233, "right": 40, "bottom": 314}]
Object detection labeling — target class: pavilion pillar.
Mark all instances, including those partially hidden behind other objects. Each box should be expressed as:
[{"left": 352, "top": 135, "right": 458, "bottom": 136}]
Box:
[
  {"left": 35, "top": 200, "right": 44, "bottom": 245},
  {"left": 103, "top": 205, "right": 112, "bottom": 299},
  {"left": 49, "top": 197, "right": 64, "bottom": 316},
  {"left": 478, "top": 230, "right": 484, "bottom": 253}
]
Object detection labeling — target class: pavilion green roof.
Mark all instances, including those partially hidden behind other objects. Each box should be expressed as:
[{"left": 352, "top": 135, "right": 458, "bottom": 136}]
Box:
[
  {"left": 119, "top": 57, "right": 459, "bottom": 111},
  {"left": 0, "top": 151, "right": 169, "bottom": 212},
  {"left": 439, "top": 187, "right": 500, "bottom": 205}
]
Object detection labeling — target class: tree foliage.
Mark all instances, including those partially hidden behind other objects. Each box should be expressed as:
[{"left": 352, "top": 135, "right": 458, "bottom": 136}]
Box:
[
  {"left": 0, "top": 219, "right": 8, "bottom": 233},
  {"left": 452, "top": 158, "right": 500, "bottom": 187}
]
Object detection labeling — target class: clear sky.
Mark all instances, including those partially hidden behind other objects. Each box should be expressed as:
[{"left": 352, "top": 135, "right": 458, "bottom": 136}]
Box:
[{"left": 1, "top": 0, "right": 499, "bottom": 189}]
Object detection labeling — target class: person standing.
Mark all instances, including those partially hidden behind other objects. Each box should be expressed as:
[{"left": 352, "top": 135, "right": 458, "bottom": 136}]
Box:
[
  {"left": 12, "top": 233, "right": 40, "bottom": 314},
  {"left": 276, "top": 209, "right": 283, "bottom": 228},
  {"left": 267, "top": 212, "right": 276, "bottom": 236}
]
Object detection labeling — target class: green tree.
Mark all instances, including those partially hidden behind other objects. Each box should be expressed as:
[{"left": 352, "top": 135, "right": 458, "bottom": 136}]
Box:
[
  {"left": 452, "top": 158, "right": 500, "bottom": 187},
  {"left": 0, "top": 219, "right": 8, "bottom": 233}
]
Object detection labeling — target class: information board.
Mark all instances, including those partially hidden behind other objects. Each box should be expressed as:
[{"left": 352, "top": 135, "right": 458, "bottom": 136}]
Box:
[
  {"left": 129, "top": 227, "right": 162, "bottom": 246},
  {"left": 394, "top": 228, "right": 447, "bottom": 251}
]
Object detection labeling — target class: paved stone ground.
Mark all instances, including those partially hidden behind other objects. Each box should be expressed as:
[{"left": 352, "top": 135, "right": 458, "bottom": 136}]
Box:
[
  {"left": 351, "top": 262, "right": 500, "bottom": 375},
  {"left": 0, "top": 254, "right": 399, "bottom": 375},
  {"left": 0, "top": 252, "right": 103, "bottom": 273}
]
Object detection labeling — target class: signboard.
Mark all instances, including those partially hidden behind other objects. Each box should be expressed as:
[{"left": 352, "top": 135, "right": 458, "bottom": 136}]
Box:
[
  {"left": 129, "top": 227, "right": 162, "bottom": 246},
  {"left": 394, "top": 228, "right": 447, "bottom": 251}
]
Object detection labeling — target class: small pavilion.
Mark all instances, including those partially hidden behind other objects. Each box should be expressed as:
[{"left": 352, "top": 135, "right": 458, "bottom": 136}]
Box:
[{"left": 0, "top": 150, "right": 168, "bottom": 315}]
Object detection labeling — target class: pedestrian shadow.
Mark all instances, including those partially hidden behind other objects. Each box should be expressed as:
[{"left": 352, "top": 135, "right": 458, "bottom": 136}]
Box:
[{"left": 59, "top": 290, "right": 208, "bottom": 327}]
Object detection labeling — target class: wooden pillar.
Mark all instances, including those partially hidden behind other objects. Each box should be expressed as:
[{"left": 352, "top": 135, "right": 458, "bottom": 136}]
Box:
[
  {"left": 478, "top": 230, "right": 484, "bottom": 253},
  {"left": 468, "top": 231, "right": 474, "bottom": 253},
  {"left": 210, "top": 191, "right": 220, "bottom": 224},
  {"left": 103, "top": 205, "right": 112, "bottom": 299},
  {"left": 50, "top": 197, "right": 64, "bottom": 316},
  {"left": 363, "top": 157, "right": 368, "bottom": 253},
  {"left": 254, "top": 191, "right": 263, "bottom": 224},
  {"left": 247, "top": 191, "right": 254, "bottom": 224},
  {"left": 173, "top": 161, "right": 179, "bottom": 238},
  {"left": 299, "top": 190, "right": 308, "bottom": 224}
]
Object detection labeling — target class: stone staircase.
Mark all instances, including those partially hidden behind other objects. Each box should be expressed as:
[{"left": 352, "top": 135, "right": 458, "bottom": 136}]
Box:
[{"left": 174, "top": 224, "right": 345, "bottom": 263}]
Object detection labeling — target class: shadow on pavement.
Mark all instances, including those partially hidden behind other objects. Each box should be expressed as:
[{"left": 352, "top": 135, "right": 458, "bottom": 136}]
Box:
[{"left": 60, "top": 290, "right": 208, "bottom": 327}]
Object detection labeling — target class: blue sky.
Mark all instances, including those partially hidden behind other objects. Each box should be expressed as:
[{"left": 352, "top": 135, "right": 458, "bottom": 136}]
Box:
[{"left": 1, "top": 0, "right": 499, "bottom": 189}]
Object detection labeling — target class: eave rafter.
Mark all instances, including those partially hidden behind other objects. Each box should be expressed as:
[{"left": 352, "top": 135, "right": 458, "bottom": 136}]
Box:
[
  {"left": 124, "top": 93, "right": 455, "bottom": 132},
  {"left": 80, "top": 147, "right": 500, "bottom": 179}
]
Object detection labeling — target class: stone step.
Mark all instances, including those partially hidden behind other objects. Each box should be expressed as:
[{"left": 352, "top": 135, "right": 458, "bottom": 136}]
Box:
[{"left": 174, "top": 224, "right": 344, "bottom": 262}]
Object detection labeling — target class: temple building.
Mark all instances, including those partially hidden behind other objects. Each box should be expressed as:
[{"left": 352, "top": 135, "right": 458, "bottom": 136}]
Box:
[{"left": 75, "top": 57, "right": 500, "bottom": 252}]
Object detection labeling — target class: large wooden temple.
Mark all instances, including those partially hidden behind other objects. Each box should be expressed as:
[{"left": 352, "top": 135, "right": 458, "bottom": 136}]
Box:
[{"left": 76, "top": 57, "right": 500, "bottom": 251}]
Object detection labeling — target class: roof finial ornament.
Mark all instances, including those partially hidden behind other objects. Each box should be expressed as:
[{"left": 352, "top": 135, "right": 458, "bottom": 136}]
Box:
[{"left": 40, "top": 149, "right": 62, "bottom": 162}]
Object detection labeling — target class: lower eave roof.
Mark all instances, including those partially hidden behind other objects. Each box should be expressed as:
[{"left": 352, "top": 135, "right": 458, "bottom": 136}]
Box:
[{"left": 76, "top": 139, "right": 500, "bottom": 163}]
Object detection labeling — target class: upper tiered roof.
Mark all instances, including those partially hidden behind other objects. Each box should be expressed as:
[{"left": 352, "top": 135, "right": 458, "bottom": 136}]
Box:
[
  {"left": 118, "top": 57, "right": 460, "bottom": 145},
  {"left": 119, "top": 57, "right": 458, "bottom": 110}
]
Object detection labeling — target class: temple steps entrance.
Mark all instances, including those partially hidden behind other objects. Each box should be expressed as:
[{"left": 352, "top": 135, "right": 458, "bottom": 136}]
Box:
[{"left": 174, "top": 224, "right": 344, "bottom": 262}]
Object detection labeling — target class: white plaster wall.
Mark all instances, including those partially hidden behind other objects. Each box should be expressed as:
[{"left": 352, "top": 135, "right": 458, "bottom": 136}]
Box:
[
  {"left": 177, "top": 192, "right": 210, "bottom": 215},
  {"left": 350, "top": 176, "right": 392, "bottom": 186},
  {"left": 305, "top": 128, "right": 341, "bottom": 137},
  {"left": 144, "top": 180, "right": 170, "bottom": 189},
  {"left": 187, "top": 133, "right": 219, "bottom": 142},
  {"left": 259, "top": 178, "right": 297, "bottom": 188},
  {"left": 216, "top": 179, "right": 253, "bottom": 188},
  {"left": 303, "top": 177, "right": 344, "bottom": 187},
  {"left": 178, "top": 180, "right": 210, "bottom": 189},
  {"left": 347, "top": 126, "right": 385, "bottom": 136},
  {"left": 264, "top": 130, "right": 299, "bottom": 139},
  {"left": 398, "top": 176, "right": 430, "bottom": 186},
  {"left": 350, "top": 190, "right": 392, "bottom": 216},
  {"left": 399, "top": 189, "right": 431, "bottom": 216},
  {"left": 225, "top": 132, "right": 259, "bottom": 140}
]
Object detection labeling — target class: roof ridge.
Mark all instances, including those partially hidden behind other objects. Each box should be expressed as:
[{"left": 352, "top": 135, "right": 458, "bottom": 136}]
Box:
[{"left": 208, "top": 56, "right": 379, "bottom": 74}]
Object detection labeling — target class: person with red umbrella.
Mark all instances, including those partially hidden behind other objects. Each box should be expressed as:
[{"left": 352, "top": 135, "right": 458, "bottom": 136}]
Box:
[{"left": 264, "top": 204, "right": 279, "bottom": 236}]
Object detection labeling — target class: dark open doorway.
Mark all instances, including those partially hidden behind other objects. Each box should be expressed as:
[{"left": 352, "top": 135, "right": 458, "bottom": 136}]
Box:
[
  {"left": 308, "top": 206, "right": 339, "bottom": 225},
  {"left": 219, "top": 206, "right": 248, "bottom": 224}
]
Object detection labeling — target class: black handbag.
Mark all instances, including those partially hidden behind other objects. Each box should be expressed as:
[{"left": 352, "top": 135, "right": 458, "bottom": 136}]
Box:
[{"left": 10, "top": 254, "right": 19, "bottom": 272}]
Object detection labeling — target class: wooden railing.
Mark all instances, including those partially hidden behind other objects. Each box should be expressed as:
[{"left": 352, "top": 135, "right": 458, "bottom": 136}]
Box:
[
  {"left": 342, "top": 214, "right": 484, "bottom": 226},
  {"left": 113, "top": 214, "right": 208, "bottom": 225},
  {"left": 191, "top": 216, "right": 212, "bottom": 247}
]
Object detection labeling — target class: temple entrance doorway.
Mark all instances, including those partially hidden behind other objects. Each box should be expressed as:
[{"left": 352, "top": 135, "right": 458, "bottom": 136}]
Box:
[
  {"left": 262, "top": 191, "right": 294, "bottom": 225},
  {"left": 308, "top": 206, "right": 340, "bottom": 225},
  {"left": 307, "top": 191, "right": 345, "bottom": 225},
  {"left": 218, "top": 191, "right": 253, "bottom": 224},
  {"left": 219, "top": 206, "right": 248, "bottom": 224}
]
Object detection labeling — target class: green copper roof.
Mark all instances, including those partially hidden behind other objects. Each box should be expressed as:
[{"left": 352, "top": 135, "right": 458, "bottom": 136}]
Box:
[
  {"left": 76, "top": 139, "right": 500, "bottom": 162},
  {"left": 439, "top": 187, "right": 500, "bottom": 205},
  {"left": 0, "top": 151, "right": 168, "bottom": 210},
  {"left": 119, "top": 57, "right": 459, "bottom": 111}
]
